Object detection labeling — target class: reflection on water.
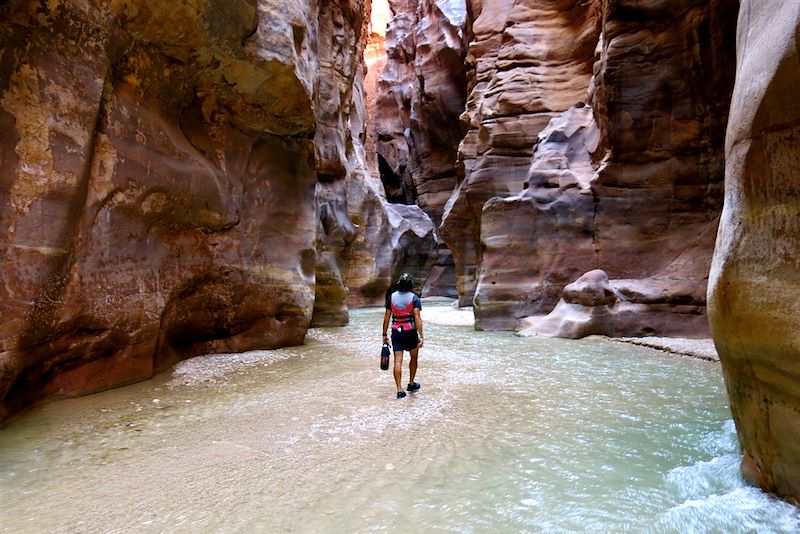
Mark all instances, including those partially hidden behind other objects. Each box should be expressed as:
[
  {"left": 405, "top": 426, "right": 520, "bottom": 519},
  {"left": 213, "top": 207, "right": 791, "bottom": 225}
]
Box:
[{"left": 1, "top": 303, "right": 799, "bottom": 533}]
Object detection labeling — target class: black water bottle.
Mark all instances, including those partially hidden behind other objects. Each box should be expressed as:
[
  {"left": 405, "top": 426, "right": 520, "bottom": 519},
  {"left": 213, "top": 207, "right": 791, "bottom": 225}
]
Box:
[{"left": 380, "top": 343, "right": 390, "bottom": 370}]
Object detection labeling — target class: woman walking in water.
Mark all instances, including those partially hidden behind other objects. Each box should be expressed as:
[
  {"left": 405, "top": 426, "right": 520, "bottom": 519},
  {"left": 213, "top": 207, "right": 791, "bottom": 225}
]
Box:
[{"left": 382, "top": 273, "right": 424, "bottom": 399}]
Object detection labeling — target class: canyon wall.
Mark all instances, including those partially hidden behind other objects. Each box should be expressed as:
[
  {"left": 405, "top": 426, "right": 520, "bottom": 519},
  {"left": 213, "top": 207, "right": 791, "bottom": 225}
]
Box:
[
  {"left": 708, "top": 0, "right": 800, "bottom": 502},
  {"left": 440, "top": 0, "right": 601, "bottom": 306},
  {"left": 310, "top": 0, "right": 368, "bottom": 326},
  {"left": 439, "top": 0, "right": 738, "bottom": 336},
  {"left": 373, "top": 0, "right": 471, "bottom": 298},
  {"left": 313, "top": 0, "right": 438, "bottom": 324},
  {"left": 0, "top": 0, "right": 434, "bottom": 418},
  {"left": 0, "top": 0, "right": 324, "bottom": 418}
]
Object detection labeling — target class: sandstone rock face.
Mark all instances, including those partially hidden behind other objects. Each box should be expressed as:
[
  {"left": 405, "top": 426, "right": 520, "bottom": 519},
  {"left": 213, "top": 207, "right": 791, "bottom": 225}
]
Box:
[
  {"left": 344, "top": 172, "right": 437, "bottom": 307},
  {"left": 519, "top": 266, "right": 711, "bottom": 339},
  {"left": 472, "top": 0, "right": 738, "bottom": 334},
  {"left": 0, "top": 0, "right": 367, "bottom": 418},
  {"left": 440, "top": 0, "right": 601, "bottom": 305},
  {"left": 310, "top": 0, "right": 368, "bottom": 327},
  {"left": 708, "top": 0, "right": 800, "bottom": 501},
  {"left": 312, "top": 0, "right": 440, "bottom": 325},
  {"left": 372, "top": 0, "right": 469, "bottom": 298},
  {"left": 476, "top": 105, "right": 601, "bottom": 329},
  {"left": 374, "top": 0, "right": 469, "bottom": 223}
]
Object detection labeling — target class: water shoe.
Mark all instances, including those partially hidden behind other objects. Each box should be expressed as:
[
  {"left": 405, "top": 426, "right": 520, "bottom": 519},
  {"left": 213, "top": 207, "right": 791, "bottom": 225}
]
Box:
[
  {"left": 397, "top": 391, "right": 407, "bottom": 399},
  {"left": 406, "top": 382, "right": 421, "bottom": 392}
]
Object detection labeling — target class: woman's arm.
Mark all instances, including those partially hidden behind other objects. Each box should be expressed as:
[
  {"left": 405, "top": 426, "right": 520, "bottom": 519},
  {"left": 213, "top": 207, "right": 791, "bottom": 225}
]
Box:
[
  {"left": 382, "top": 309, "right": 391, "bottom": 343},
  {"left": 413, "top": 308, "right": 424, "bottom": 348}
]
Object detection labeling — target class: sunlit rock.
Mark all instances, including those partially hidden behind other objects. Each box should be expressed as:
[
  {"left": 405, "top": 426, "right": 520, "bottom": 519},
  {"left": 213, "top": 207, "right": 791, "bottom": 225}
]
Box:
[
  {"left": 374, "top": 0, "right": 468, "bottom": 223},
  {"left": 708, "top": 0, "right": 800, "bottom": 502}
]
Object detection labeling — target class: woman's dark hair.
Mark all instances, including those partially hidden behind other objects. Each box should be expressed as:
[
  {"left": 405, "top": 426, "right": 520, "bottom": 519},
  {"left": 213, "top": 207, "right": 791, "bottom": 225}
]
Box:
[{"left": 396, "top": 272, "right": 414, "bottom": 292}]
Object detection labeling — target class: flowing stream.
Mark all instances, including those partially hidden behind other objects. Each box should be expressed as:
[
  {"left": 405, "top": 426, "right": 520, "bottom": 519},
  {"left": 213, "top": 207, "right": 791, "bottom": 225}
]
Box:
[{"left": 1, "top": 303, "right": 799, "bottom": 533}]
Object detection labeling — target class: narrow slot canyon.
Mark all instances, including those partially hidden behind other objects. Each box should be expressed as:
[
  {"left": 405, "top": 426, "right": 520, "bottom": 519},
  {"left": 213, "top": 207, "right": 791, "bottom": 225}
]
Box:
[{"left": 1, "top": 0, "right": 799, "bottom": 525}]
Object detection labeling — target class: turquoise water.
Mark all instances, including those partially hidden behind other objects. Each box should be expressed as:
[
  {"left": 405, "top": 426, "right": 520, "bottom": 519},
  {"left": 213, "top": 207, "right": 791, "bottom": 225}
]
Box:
[{"left": 1, "top": 303, "right": 798, "bottom": 533}]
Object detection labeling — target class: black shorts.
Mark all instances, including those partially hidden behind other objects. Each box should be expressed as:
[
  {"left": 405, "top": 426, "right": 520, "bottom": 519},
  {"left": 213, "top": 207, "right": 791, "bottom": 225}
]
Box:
[{"left": 391, "top": 328, "right": 419, "bottom": 352}]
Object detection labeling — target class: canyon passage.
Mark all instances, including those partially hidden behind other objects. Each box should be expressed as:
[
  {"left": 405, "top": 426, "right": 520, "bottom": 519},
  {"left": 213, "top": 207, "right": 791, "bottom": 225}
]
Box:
[
  {"left": 1, "top": 304, "right": 799, "bottom": 533},
  {"left": 1, "top": 0, "right": 800, "bottom": 516}
]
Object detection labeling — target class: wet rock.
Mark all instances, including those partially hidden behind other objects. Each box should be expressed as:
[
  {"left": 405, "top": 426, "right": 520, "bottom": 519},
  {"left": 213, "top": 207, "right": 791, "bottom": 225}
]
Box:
[{"left": 707, "top": 0, "right": 800, "bottom": 502}]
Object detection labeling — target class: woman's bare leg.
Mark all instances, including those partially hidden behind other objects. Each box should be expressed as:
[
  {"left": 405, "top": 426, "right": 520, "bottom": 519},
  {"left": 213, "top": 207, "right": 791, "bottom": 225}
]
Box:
[
  {"left": 408, "top": 348, "right": 419, "bottom": 386},
  {"left": 393, "top": 351, "right": 404, "bottom": 392}
]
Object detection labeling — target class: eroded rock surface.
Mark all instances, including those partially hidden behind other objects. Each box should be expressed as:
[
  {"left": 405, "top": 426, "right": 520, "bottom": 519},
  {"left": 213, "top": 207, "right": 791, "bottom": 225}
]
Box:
[
  {"left": 708, "top": 0, "right": 800, "bottom": 502},
  {"left": 472, "top": 0, "right": 737, "bottom": 334},
  {"left": 375, "top": 0, "right": 468, "bottom": 222},
  {"left": 310, "top": 0, "right": 368, "bottom": 327},
  {"left": 440, "top": 0, "right": 600, "bottom": 305},
  {"left": 313, "top": 0, "right": 439, "bottom": 325},
  {"left": 372, "top": 0, "right": 469, "bottom": 298},
  {"left": 345, "top": 172, "right": 437, "bottom": 307},
  {"left": 0, "top": 0, "right": 363, "bottom": 418},
  {"left": 519, "top": 267, "right": 710, "bottom": 339}
]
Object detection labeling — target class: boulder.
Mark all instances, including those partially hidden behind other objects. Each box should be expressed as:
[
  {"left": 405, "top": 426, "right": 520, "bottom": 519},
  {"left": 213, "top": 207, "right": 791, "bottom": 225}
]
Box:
[{"left": 520, "top": 266, "right": 710, "bottom": 339}]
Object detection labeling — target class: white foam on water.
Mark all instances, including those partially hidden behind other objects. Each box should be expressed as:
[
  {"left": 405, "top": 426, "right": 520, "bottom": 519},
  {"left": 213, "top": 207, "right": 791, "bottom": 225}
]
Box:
[
  {"left": 656, "top": 420, "right": 800, "bottom": 533},
  {"left": 654, "top": 487, "right": 800, "bottom": 534},
  {"left": 666, "top": 454, "right": 743, "bottom": 500}
]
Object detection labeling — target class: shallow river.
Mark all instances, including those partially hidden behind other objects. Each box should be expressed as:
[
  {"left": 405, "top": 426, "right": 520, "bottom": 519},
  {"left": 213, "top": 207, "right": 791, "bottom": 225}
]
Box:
[{"left": 1, "top": 303, "right": 799, "bottom": 533}]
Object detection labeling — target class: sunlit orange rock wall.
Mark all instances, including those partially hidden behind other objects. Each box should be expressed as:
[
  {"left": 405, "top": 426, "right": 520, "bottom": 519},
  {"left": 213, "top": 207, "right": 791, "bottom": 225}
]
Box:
[
  {"left": 0, "top": 0, "right": 371, "bottom": 418},
  {"left": 708, "top": 0, "right": 800, "bottom": 502}
]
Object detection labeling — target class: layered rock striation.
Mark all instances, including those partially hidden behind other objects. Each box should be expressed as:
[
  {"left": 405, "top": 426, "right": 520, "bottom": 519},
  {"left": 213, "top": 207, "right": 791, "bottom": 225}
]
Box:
[
  {"left": 467, "top": 0, "right": 738, "bottom": 335},
  {"left": 708, "top": 0, "right": 800, "bottom": 502},
  {"left": 373, "top": 0, "right": 471, "bottom": 298},
  {"left": 0, "top": 0, "right": 328, "bottom": 417},
  {"left": 440, "top": 0, "right": 601, "bottom": 306}
]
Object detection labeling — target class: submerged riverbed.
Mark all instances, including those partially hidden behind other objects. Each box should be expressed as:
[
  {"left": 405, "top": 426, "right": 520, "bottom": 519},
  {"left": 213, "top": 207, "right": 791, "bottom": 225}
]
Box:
[{"left": 1, "top": 303, "right": 799, "bottom": 533}]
